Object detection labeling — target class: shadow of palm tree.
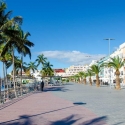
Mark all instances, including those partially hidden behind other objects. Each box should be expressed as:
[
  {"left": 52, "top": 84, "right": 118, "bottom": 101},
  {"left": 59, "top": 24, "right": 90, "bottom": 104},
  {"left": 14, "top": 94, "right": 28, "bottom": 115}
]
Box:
[
  {"left": 50, "top": 115, "right": 82, "bottom": 125},
  {"left": 82, "top": 116, "right": 107, "bottom": 125},
  {"left": 1, "top": 115, "right": 33, "bottom": 125},
  {"left": 50, "top": 116, "right": 108, "bottom": 125},
  {"left": 1, "top": 115, "right": 108, "bottom": 125}
]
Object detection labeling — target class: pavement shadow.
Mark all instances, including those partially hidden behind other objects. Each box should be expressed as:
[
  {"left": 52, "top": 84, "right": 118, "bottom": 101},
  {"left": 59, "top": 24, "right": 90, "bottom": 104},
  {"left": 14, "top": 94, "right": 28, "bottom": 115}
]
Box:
[
  {"left": 1, "top": 115, "right": 108, "bottom": 125},
  {"left": 50, "top": 114, "right": 82, "bottom": 125},
  {"left": 44, "top": 86, "right": 70, "bottom": 92},
  {"left": 63, "top": 83, "right": 74, "bottom": 85},
  {"left": 0, "top": 105, "right": 75, "bottom": 125},
  {"left": 50, "top": 115, "right": 108, "bottom": 125},
  {"left": 73, "top": 102, "right": 86, "bottom": 105},
  {"left": 1, "top": 115, "right": 33, "bottom": 125},
  {"left": 82, "top": 116, "right": 107, "bottom": 125}
]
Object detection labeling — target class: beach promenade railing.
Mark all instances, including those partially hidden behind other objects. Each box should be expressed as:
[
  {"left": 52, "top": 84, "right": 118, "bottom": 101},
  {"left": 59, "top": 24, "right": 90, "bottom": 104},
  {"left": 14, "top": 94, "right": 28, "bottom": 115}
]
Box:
[{"left": 0, "top": 81, "right": 39, "bottom": 105}]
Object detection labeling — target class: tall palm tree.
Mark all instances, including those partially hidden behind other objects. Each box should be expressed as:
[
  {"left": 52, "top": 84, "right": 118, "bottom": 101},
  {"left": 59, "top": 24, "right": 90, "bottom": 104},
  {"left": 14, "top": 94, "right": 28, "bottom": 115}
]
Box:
[
  {"left": 0, "top": 44, "right": 12, "bottom": 100},
  {"left": 0, "top": 31, "right": 21, "bottom": 98},
  {"left": 106, "top": 56, "right": 125, "bottom": 90},
  {"left": 78, "top": 72, "right": 84, "bottom": 83},
  {"left": 87, "top": 69, "right": 94, "bottom": 86},
  {"left": 0, "top": 2, "right": 23, "bottom": 98},
  {"left": 17, "top": 29, "right": 34, "bottom": 95},
  {"left": 91, "top": 64, "right": 101, "bottom": 87},
  {"left": 0, "top": 7, "right": 23, "bottom": 98},
  {"left": 80, "top": 72, "right": 88, "bottom": 85},
  {"left": 35, "top": 54, "right": 47, "bottom": 68}
]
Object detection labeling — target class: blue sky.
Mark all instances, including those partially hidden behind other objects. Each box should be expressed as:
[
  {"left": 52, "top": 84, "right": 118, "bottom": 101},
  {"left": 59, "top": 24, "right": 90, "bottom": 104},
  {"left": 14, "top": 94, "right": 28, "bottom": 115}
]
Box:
[{"left": 1, "top": 0, "right": 125, "bottom": 74}]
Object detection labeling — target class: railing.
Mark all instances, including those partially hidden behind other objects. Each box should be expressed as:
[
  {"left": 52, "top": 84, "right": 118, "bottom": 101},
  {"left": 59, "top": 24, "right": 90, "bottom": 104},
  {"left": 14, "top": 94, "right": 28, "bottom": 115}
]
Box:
[{"left": 0, "top": 81, "right": 39, "bottom": 104}]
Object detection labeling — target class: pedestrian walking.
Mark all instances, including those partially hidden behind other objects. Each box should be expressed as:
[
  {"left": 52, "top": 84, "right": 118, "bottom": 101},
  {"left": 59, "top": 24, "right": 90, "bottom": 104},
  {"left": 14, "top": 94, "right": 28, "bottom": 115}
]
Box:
[
  {"left": 40, "top": 79, "right": 44, "bottom": 91},
  {"left": 37, "top": 85, "right": 39, "bottom": 91}
]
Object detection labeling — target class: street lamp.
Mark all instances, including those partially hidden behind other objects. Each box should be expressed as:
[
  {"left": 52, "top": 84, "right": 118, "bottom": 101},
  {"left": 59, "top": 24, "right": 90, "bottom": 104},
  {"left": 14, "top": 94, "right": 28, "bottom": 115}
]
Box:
[{"left": 104, "top": 38, "right": 115, "bottom": 88}]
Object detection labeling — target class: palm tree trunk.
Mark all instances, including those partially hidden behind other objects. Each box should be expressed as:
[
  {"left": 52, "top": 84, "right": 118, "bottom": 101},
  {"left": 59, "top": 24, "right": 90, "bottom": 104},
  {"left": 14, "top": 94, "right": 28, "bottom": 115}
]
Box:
[
  {"left": 0, "top": 77, "right": 1, "bottom": 103},
  {"left": 20, "top": 54, "right": 23, "bottom": 96},
  {"left": 3, "top": 62, "right": 5, "bottom": 102},
  {"left": 115, "top": 70, "right": 120, "bottom": 90},
  {"left": 84, "top": 78, "right": 86, "bottom": 84},
  {"left": 5, "top": 62, "right": 8, "bottom": 99},
  {"left": 96, "top": 74, "right": 100, "bottom": 87},
  {"left": 12, "top": 49, "right": 17, "bottom": 98},
  {"left": 89, "top": 77, "right": 92, "bottom": 86}
]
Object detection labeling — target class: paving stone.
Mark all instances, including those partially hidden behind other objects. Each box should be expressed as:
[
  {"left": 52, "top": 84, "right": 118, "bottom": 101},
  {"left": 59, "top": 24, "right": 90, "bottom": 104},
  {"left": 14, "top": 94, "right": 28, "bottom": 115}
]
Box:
[{"left": 0, "top": 87, "right": 107, "bottom": 125}]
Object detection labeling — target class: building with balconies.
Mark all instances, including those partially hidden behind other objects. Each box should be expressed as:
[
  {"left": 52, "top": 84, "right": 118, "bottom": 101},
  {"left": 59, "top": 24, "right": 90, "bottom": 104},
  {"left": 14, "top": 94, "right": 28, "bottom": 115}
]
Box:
[{"left": 65, "top": 65, "right": 89, "bottom": 77}]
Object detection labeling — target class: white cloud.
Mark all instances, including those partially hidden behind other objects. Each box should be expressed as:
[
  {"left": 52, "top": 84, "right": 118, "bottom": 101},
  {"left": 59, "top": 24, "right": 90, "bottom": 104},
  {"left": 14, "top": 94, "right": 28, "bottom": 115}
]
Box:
[{"left": 38, "top": 50, "right": 106, "bottom": 65}]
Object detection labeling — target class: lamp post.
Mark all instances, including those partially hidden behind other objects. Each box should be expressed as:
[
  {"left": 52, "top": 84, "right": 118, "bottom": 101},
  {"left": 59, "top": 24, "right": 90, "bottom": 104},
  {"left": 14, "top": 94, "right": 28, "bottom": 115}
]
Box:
[{"left": 104, "top": 38, "right": 115, "bottom": 88}]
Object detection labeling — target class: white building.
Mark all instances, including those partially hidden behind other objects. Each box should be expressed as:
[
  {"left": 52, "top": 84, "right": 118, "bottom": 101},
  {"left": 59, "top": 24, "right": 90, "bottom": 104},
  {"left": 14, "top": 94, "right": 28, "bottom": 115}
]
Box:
[
  {"left": 31, "top": 70, "right": 42, "bottom": 81},
  {"left": 98, "top": 42, "right": 125, "bottom": 84},
  {"left": 65, "top": 65, "right": 89, "bottom": 77}
]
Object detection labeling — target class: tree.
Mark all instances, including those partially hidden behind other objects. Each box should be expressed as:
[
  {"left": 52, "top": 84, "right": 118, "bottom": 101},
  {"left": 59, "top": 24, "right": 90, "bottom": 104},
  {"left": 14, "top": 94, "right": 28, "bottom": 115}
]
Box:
[
  {"left": 0, "top": 2, "right": 23, "bottom": 98},
  {"left": 90, "top": 64, "right": 101, "bottom": 87},
  {"left": 82, "top": 72, "right": 88, "bottom": 85},
  {"left": 78, "top": 72, "right": 84, "bottom": 83},
  {"left": 0, "top": 44, "right": 12, "bottom": 100},
  {"left": 35, "top": 54, "right": 47, "bottom": 68},
  {"left": 43, "top": 61, "right": 53, "bottom": 76},
  {"left": 73, "top": 74, "right": 80, "bottom": 83},
  {"left": 87, "top": 69, "right": 94, "bottom": 86},
  {"left": 26, "top": 62, "right": 37, "bottom": 76},
  {"left": 0, "top": 2, "right": 22, "bottom": 41},
  {"left": 106, "top": 56, "right": 125, "bottom": 90},
  {"left": 17, "top": 29, "right": 34, "bottom": 95}
]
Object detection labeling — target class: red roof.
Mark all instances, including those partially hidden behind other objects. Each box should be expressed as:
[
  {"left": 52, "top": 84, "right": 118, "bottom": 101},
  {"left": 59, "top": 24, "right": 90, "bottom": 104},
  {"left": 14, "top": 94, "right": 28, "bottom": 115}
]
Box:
[{"left": 54, "top": 69, "right": 65, "bottom": 73}]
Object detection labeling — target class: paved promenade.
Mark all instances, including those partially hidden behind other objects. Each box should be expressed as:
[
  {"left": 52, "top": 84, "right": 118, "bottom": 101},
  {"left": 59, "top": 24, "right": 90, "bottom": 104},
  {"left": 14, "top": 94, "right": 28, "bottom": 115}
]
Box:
[
  {"left": 0, "top": 82, "right": 124, "bottom": 125},
  {"left": 50, "top": 83, "right": 125, "bottom": 125}
]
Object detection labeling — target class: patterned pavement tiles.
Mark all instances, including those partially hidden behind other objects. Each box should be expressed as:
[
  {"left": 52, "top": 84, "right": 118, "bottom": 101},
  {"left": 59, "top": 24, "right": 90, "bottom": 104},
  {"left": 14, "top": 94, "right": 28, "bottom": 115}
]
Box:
[
  {"left": 0, "top": 89, "right": 107, "bottom": 125},
  {"left": 49, "top": 83, "right": 125, "bottom": 125}
]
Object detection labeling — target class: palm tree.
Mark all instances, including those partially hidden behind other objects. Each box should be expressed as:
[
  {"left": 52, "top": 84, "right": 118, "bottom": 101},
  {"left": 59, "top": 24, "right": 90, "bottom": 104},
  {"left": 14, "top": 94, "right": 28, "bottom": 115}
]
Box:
[
  {"left": 0, "top": 2, "right": 22, "bottom": 40},
  {"left": 106, "top": 56, "right": 125, "bottom": 90},
  {"left": 17, "top": 29, "right": 34, "bottom": 95},
  {"left": 0, "top": 7, "right": 23, "bottom": 98},
  {"left": 82, "top": 72, "right": 88, "bottom": 85},
  {"left": 73, "top": 74, "right": 80, "bottom": 83},
  {"left": 0, "top": 2, "right": 23, "bottom": 98},
  {"left": 35, "top": 54, "right": 47, "bottom": 68},
  {"left": 87, "top": 69, "right": 94, "bottom": 86},
  {"left": 0, "top": 44, "right": 12, "bottom": 100},
  {"left": 43, "top": 61, "right": 53, "bottom": 76},
  {"left": 40, "top": 68, "right": 47, "bottom": 78},
  {"left": 78, "top": 72, "right": 84, "bottom": 83},
  {"left": 91, "top": 64, "right": 101, "bottom": 87},
  {"left": 1, "top": 25, "right": 21, "bottom": 97},
  {"left": 14, "top": 57, "right": 27, "bottom": 76},
  {"left": 26, "top": 62, "right": 37, "bottom": 76}
]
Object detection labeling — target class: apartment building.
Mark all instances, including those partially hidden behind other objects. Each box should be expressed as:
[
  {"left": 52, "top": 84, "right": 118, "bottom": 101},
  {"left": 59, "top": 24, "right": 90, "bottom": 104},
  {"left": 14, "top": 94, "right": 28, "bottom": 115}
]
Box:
[
  {"left": 65, "top": 65, "right": 89, "bottom": 77},
  {"left": 97, "top": 42, "right": 125, "bottom": 84}
]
